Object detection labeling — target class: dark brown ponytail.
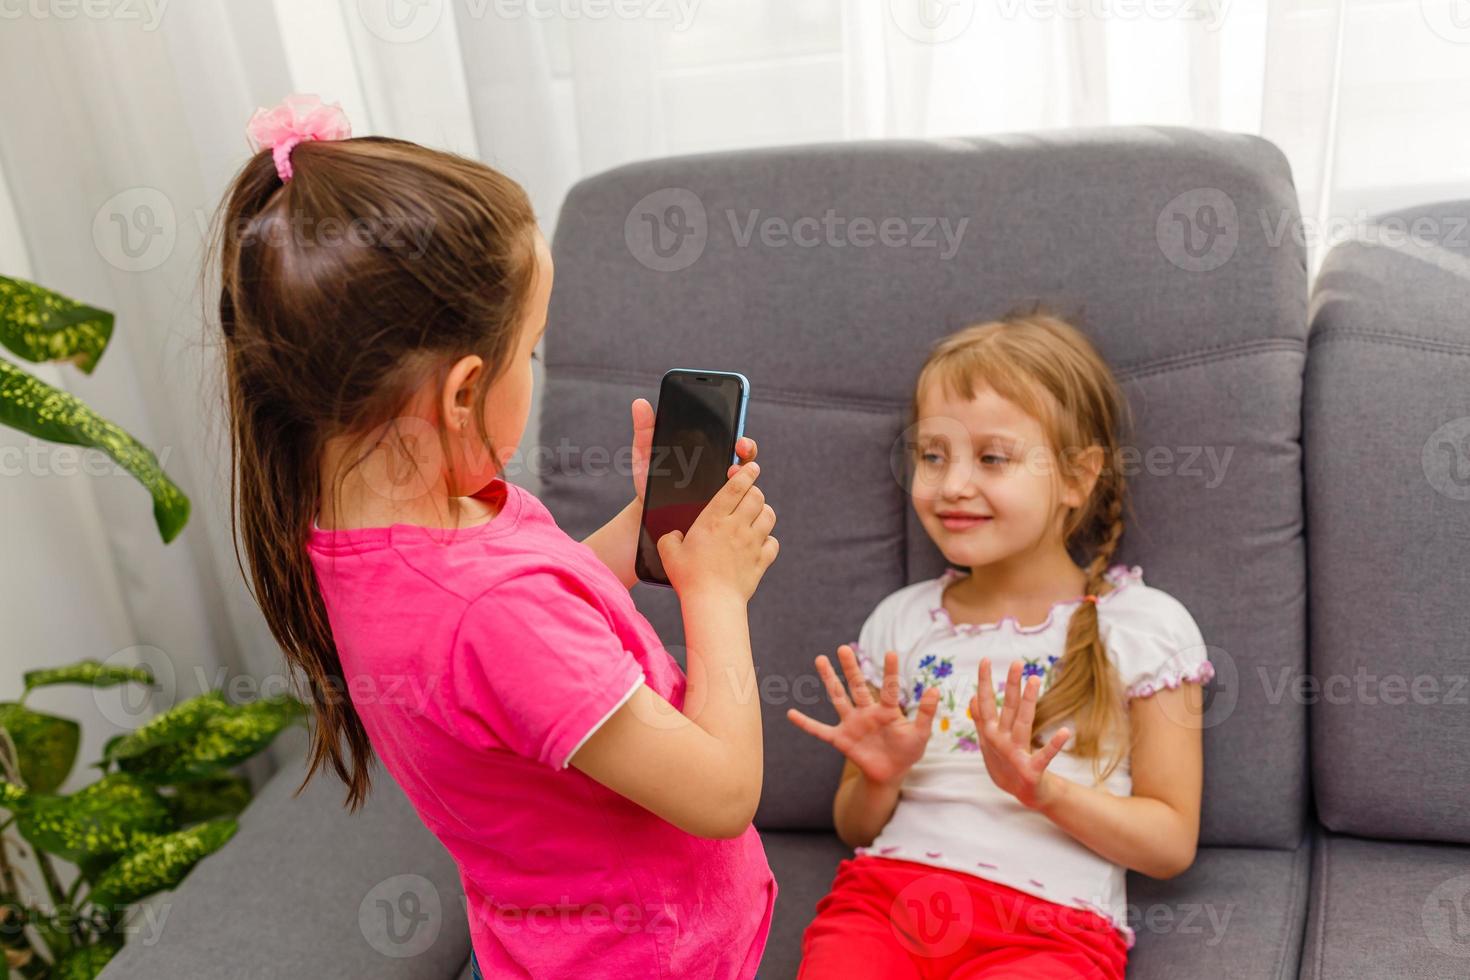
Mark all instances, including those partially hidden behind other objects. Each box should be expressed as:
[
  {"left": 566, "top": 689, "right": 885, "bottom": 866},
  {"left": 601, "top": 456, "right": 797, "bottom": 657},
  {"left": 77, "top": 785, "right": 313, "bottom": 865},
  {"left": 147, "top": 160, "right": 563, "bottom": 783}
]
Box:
[{"left": 205, "top": 136, "right": 537, "bottom": 809}]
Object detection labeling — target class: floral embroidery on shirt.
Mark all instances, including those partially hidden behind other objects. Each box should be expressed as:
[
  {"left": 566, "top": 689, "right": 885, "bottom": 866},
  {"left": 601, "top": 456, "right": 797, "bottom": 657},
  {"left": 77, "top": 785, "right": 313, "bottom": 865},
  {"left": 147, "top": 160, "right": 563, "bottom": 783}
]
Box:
[
  {"left": 910, "top": 653, "right": 964, "bottom": 732},
  {"left": 911, "top": 653, "right": 956, "bottom": 700},
  {"left": 932, "top": 653, "right": 1063, "bottom": 752}
]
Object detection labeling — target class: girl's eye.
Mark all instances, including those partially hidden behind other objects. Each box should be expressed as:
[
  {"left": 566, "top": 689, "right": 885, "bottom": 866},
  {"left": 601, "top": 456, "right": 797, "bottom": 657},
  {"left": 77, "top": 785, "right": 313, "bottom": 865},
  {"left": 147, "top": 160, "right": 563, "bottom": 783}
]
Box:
[
  {"left": 981, "top": 454, "right": 1009, "bottom": 466},
  {"left": 919, "top": 452, "right": 944, "bottom": 465}
]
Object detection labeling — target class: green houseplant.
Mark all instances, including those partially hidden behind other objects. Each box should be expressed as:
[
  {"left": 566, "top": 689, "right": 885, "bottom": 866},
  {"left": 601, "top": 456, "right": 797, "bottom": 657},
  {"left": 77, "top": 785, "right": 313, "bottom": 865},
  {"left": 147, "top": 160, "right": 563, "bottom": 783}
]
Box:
[
  {"left": 0, "top": 275, "right": 188, "bottom": 543},
  {"left": 0, "top": 280, "right": 301, "bottom": 976},
  {"left": 0, "top": 664, "right": 306, "bottom": 978}
]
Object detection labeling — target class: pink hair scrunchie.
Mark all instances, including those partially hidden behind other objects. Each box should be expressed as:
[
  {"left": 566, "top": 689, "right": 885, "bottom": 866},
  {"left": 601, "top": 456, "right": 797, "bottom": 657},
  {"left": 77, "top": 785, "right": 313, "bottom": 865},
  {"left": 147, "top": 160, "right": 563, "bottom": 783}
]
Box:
[{"left": 245, "top": 93, "right": 352, "bottom": 182}]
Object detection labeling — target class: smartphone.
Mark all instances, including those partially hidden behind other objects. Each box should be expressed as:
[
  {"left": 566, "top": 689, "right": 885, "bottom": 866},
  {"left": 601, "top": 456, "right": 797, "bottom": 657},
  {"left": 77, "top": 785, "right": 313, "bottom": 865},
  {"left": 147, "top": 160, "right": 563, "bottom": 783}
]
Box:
[{"left": 635, "top": 369, "right": 751, "bottom": 588}]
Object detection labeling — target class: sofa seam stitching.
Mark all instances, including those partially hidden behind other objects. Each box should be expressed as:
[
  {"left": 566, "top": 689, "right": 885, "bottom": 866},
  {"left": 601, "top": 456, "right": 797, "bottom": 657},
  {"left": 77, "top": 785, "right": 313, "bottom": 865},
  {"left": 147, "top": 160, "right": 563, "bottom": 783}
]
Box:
[
  {"left": 1116, "top": 339, "right": 1304, "bottom": 383},
  {"left": 549, "top": 338, "right": 1305, "bottom": 411},
  {"left": 1280, "top": 830, "right": 1311, "bottom": 980},
  {"left": 1307, "top": 830, "right": 1329, "bottom": 980},
  {"left": 1307, "top": 327, "right": 1470, "bottom": 358}
]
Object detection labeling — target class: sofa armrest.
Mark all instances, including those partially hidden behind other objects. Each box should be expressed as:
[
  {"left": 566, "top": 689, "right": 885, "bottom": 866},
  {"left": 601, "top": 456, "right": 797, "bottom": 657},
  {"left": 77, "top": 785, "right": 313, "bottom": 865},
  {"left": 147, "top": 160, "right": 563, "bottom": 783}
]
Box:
[{"left": 99, "top": 747, "right": 471, "bottom": 980}]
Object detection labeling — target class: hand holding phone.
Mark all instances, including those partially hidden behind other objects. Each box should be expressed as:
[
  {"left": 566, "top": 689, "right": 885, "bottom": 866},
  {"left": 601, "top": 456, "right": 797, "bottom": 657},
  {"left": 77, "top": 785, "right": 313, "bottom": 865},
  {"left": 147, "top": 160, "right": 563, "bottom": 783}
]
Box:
[
  {"left": 656, "top": 458, "right": 778, "bottom": 602},
  {"left": 635, "top": 370, "right": 777, "bottom": 593}
]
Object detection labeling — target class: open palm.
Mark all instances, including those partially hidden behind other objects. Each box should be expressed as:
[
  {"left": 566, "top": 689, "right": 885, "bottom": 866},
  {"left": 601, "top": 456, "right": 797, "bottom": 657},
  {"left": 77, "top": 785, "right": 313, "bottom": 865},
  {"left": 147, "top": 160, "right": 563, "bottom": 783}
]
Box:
[
  {"left": 787, "top": 644, "right": 941, "bottom": 786},
  {"left": 968, "top": 657, "right": 1072, "bottom": 811}
]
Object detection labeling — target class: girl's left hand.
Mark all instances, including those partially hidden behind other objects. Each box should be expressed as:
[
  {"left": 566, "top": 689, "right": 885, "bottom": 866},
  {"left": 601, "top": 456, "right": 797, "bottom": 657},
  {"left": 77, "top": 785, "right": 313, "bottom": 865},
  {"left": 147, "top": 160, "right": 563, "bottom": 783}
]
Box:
[
  {"left": 969, "top": 657, "right": 1072, "bottom": 811},
  {"left": 630, "top": 397, "right": 757, "bottom": 504}
]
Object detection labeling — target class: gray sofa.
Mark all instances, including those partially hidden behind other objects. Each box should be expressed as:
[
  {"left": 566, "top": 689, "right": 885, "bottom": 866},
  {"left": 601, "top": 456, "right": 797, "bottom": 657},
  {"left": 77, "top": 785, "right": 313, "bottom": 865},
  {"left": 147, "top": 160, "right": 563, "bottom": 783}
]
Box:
[{"left": 101, "top": 128, "right": 1470, "bottom": 979}]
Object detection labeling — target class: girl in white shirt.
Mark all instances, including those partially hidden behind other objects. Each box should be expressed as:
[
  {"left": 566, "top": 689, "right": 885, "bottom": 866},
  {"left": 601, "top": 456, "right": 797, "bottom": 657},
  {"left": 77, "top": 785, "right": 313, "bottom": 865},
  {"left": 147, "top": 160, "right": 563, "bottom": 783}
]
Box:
[{"left": 788, "top": 310, "right": 1214, "bottom": 980}]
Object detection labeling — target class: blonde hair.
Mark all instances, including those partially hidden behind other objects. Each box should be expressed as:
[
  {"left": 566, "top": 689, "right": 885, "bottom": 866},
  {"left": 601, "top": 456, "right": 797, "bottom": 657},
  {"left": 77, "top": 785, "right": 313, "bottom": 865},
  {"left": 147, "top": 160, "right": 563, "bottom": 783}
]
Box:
[{"left": 910, "top": 306, "right": 1137, "bottom": 782}]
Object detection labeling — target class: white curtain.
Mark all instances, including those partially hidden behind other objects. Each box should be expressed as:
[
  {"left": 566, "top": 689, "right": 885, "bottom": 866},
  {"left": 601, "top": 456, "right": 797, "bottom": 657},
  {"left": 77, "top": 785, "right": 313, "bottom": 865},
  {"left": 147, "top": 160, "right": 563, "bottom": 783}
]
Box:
[{"left": 1, "top": 0, "right": 1466, "bottom": 774}]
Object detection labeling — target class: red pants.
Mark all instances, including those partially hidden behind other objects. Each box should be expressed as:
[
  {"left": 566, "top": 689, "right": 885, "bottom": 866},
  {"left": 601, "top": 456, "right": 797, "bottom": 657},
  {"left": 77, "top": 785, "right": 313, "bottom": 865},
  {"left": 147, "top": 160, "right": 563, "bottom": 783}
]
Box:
[{"left": 798, "top": 857, "right": 1128, "bottom": 980}]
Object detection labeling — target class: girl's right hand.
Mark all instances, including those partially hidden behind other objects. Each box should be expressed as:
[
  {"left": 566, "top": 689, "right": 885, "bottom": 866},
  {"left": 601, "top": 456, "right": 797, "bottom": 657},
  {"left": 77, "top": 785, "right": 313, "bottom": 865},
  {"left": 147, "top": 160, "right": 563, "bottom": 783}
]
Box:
[
  {"left": 657, "top": 460, "right": 778, "bottom": 603},
  {"left": 786, "top": 645, "right": 941, "bottom": 786}
]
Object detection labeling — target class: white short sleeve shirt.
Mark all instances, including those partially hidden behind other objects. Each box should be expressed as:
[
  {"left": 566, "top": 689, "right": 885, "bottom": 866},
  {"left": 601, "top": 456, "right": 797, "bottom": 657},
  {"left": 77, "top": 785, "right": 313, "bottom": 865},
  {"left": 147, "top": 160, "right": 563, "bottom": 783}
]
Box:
[{"left": 848, "top": 563, "right": 1214, "bottom": 948}]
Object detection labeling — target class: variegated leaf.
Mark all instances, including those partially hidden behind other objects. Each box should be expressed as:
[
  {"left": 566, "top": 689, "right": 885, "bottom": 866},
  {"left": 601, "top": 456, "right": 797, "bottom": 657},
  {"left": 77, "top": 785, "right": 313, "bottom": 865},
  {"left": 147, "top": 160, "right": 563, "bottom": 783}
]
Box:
[
  {"left": 23, "top": 659, "right": 154, "bottom": 693},
  {"left": 0, "top": 702, "right": 79, "bottom": 794},
  {"left": 87, "top": 819, "right": 237, "bottom": 909},
  {"left": 16, "top": 773, "right": 171, "bottom": 863},
  {"left": 0, "top": 276, "right": 113, "bottom": 374},
  {"left": 0, "top": 359, "right": 189, "bottom": 543}
]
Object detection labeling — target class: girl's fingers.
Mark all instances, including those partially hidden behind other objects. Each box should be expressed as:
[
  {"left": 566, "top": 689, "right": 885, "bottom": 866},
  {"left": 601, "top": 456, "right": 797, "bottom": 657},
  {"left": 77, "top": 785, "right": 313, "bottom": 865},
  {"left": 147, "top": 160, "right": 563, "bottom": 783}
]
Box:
[
  {"left": 835, "top": 646, "right": 872, "bottom": 708},
  {"left": 815, "top": 655, "right": 852, "bottom": 719},
  {"left": 1032, "top": 727, "right": 1071, "bottom": 771},
  {"left": 912, "top": 686, "right": 941, "bottom": 740},
  {"left": 1012, "top": 675, "right": 1040, "bottom": 744},
  {"left": 880, "top": 651, "right": 902, "bottom": 709},
  {"left": 631, "top": 398, "right": 655, "bottom": 492},
  {"left": 998, "top": 661, "right": 1023, "bottom": 733},
  {"left": 975, "top": 659, "right": 998, "bottom": 728},
  {"left": 727, "top": 437, "right": 758, "bottom": 477},
  {"left": 786, "top": 708, "right": 837, "bottom": 744},
  {"left": 631, "top": 397, "right": 655, "bottom": 432}
]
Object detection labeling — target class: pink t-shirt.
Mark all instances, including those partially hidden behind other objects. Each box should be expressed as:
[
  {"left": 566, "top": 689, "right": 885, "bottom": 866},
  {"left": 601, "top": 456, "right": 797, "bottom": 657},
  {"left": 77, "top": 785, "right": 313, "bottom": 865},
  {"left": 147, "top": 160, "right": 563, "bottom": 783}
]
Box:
[{"left": 306, "top": 477, "right": 776, "bottom": 978}]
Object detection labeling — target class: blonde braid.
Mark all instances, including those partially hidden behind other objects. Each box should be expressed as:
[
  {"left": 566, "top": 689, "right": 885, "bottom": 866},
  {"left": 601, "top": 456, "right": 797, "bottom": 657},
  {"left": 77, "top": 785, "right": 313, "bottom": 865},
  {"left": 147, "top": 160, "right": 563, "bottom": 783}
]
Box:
[{"left": 1031, "top": 478, "right": 1130, "bottom": 783}]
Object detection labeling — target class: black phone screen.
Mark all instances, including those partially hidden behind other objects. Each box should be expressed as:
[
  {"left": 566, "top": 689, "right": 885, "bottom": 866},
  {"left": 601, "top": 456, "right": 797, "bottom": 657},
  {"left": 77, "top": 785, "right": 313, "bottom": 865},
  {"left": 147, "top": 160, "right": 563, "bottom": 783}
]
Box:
[{"left": 635, "top": 371, "right": 747, "bottom": 587}]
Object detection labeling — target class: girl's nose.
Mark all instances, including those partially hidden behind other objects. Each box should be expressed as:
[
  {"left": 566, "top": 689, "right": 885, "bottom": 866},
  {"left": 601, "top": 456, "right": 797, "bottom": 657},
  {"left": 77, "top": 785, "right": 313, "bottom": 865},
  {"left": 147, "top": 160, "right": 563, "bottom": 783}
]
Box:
[{"left": 940, "top": 461, "right": 979, "bottom": 499}]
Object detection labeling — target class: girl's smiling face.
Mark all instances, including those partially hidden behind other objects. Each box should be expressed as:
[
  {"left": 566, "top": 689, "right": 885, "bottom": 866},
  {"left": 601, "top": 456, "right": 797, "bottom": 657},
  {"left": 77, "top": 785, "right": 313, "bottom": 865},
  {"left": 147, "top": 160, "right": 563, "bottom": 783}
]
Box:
[{"left": 910, "top": 382, "right": 1091, "bottom": 569}]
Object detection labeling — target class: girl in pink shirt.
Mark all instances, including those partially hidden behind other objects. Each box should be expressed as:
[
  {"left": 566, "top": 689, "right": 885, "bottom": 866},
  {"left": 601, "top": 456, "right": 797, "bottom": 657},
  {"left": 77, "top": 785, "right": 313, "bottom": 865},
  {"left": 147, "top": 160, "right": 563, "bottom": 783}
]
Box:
[{"left": 210, "top": 95, "right": 779, "bottom": 979}]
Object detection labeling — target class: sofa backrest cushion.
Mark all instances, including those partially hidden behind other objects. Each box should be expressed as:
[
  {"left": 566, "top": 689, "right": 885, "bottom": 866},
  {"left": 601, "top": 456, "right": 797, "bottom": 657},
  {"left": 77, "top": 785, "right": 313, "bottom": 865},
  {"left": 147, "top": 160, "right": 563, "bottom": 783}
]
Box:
[
  {"left": 540, "top": 127, "right": 1309, "bottom": 848},
  {"left": 1305, "top": 199, "right": 1470, "bottom": 843}
]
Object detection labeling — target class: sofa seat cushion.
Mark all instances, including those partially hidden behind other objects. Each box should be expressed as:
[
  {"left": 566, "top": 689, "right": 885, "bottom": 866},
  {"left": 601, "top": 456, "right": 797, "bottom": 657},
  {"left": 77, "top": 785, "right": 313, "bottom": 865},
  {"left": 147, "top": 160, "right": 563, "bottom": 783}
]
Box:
[
  {"left": 1300, "top": 828, "right": 1470, "bottom": 979},
  {"left": 100, "top": 747, "right": 470, "bottom": 980}
]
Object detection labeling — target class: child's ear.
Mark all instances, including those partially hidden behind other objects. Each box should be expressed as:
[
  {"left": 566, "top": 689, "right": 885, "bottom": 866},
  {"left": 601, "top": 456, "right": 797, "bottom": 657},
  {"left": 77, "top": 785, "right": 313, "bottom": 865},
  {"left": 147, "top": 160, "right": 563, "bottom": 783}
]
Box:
[
  {"left": 441, "top": 354, "right": 482, "bottom": 431},
  {"left": 1060, "top": 444, "right": 1106, "bottom": 507}
]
